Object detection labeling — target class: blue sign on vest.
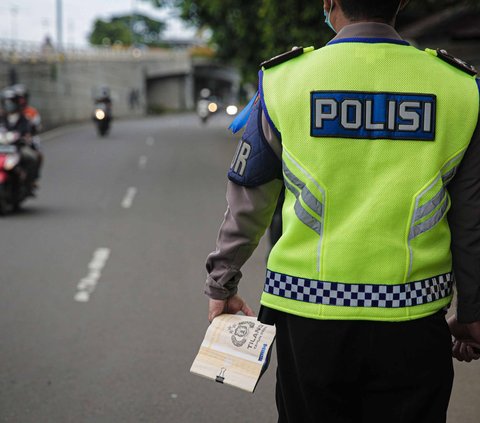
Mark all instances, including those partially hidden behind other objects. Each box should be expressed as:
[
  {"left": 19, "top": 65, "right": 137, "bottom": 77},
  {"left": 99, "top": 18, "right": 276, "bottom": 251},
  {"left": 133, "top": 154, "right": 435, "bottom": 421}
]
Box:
[{"left": 310, "top": 91, "right": 436, "bottom": 141}]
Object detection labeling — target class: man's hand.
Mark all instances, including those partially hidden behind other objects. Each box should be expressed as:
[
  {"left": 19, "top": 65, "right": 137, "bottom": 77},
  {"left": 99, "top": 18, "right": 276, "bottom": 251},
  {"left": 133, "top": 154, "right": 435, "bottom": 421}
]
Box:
[
  {"left": 452, "top": 340, "right": 480, "bottom": 362},
  {"left": 208, "top": 294, "right": 255, "bottom": 323},
  {"left": 447, "top": 315, "right": 480, "bottom": 362}
]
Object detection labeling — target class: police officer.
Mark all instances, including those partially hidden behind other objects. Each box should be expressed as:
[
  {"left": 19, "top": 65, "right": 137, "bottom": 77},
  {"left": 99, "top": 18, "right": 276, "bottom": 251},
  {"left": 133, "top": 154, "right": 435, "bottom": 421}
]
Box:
[{"left": 205, "top": 1, "right": 480, "bottom": 422}]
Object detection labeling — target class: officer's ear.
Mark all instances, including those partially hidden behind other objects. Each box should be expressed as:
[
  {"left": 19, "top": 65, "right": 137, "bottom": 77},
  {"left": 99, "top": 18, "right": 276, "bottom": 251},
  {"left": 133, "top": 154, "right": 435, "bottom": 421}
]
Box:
[{"left": 323, "top": 0, "right": 333, "bottom": 13}]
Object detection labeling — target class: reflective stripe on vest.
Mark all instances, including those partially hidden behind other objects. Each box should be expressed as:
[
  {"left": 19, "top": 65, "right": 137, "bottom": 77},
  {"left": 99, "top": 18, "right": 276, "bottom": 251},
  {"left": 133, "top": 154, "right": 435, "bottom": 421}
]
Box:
[
  {"left": 406, "top": 149, "right": 466, "bottom": 276},
  {"left": 283, "top": 161, "right": 323, "bottom": 235},
  {"left": 409, "top": 149, "right": 465, "bottom": 240},
  {"left": 264, "top": 270, "right": 453, "bottom": 308}
]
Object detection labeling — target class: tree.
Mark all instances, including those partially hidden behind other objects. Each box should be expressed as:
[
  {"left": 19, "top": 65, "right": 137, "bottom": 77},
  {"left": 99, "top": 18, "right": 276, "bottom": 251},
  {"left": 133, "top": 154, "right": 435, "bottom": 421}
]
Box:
[
  {"left": 89, "top": 14, "right": 166, "bottom": 47},
  {"left": 89, "top": 18, "right": 132, "bottom": 46}
]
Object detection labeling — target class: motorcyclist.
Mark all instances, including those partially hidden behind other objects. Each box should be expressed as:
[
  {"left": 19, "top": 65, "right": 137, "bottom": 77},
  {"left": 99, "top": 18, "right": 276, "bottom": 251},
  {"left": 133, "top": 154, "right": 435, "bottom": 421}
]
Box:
[
  {"left": 197, "top": 88, "right": 217, "bottom": 124},
  {"left": 12, "top": 83, "right": 44, "bottom": 179},
  {"left": 0, "top": 88, "right": 40, "bottom": 192},
  {"left": 12, "top": 84, "right": 42, "bottom": 135},
  {"left": 93, "top": 86, "right": 113, "bottom": 121}
]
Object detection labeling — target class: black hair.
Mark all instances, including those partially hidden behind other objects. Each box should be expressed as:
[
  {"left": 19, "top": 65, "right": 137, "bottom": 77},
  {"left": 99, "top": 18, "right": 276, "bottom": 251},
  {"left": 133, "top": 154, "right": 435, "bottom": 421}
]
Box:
[{"left": 337, "top": 0, "right": 402, "bottom": 22}]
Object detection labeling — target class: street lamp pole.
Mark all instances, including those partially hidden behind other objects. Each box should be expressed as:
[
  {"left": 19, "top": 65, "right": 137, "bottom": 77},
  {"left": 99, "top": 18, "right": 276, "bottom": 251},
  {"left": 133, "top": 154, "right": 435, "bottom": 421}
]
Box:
[
  {"left": 10, "top": 5, "right": 18, "bottom": 48},
  {"left": 56, "top": 0, "right": 63, "bottom": 50}
]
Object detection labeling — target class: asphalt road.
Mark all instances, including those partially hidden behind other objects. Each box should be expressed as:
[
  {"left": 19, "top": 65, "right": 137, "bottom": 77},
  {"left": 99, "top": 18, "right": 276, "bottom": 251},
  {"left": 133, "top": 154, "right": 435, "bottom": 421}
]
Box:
[{"left": 0, "top": 114, "right": 478, "bottom": 423}]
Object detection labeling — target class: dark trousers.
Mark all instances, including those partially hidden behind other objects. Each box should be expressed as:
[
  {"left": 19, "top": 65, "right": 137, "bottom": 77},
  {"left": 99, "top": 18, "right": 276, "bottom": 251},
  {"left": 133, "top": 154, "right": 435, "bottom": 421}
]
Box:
[{"left": 272, "top": 310, "right": 453, "bottom": 423}]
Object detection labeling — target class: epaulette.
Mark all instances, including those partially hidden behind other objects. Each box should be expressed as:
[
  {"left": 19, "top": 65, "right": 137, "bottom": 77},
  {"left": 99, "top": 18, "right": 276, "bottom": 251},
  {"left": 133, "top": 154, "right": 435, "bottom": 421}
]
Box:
[
  {"left": 261, "top": 46, "right": 314, "bottom": 70},
  {"left": 426, "top": 48, "right": 477, "bottom": 77}
]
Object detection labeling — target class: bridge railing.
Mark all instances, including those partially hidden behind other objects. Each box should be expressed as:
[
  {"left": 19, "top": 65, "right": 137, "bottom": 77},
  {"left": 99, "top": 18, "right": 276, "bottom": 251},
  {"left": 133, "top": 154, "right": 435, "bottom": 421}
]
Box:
[{"left": 0, "top": 38, "right": 185, "bottom": 63}]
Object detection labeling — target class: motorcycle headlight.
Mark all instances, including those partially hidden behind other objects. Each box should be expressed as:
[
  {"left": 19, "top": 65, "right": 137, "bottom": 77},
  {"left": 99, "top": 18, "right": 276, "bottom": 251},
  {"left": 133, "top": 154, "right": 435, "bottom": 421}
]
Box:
[
  {"left": 0, "top": 131, "right": 19, "bottom": 144},
  {"left": 208, "top": 102, "right": 218, "bottom": 113},
  {"left": 95, "top": 109, "right": 106, "bottom": 120},
  {"left": 6, "top": 132, "right": 18, "bottom": 143},
  {"left": 3, "top": 154, "right": 20, "bottom": 171},
  {"left": 226, "top": 105, "right": 238, "bottom": 116}
]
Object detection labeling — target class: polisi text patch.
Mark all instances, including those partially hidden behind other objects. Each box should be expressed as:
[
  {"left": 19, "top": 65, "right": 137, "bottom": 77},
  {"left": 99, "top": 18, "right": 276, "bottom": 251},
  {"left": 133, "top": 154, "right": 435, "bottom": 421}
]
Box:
[{"left": 310, "top": 91, "right": 436, "bottom": 141}]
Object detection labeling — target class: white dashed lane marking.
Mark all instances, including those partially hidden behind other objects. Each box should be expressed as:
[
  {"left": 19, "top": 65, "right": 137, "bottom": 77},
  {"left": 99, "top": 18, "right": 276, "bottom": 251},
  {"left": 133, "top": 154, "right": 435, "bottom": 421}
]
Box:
[
  {"left": 121, "top": 187, "right": 137, "bottom": 209},
  {"left": 146, "top": 136, "right": 155, "bottom": 146},
  {"left": 139, "top": 155, "right": 147, "bottom": 169},
  {"left": 74, "top": 248, "right": 111, "bottom": 303}
]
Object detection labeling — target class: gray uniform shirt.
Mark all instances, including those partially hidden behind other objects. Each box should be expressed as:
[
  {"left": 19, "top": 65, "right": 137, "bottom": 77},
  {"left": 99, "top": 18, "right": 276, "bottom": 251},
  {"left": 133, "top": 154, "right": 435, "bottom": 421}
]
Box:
[{"left": 206, "top": 22, "right": 480, "bottom": 323}]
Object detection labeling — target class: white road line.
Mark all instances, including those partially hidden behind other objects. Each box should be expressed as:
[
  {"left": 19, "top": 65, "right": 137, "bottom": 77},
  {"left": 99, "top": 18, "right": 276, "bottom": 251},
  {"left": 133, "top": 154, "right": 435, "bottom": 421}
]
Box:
[
  {"left": 139, "top": 155, "right": 147, "bottom": 169},
  {"left": 146, "top": 136, "right": 155, "bottom": 146},
  {"left": 74, "top": 248, "right": 111, "bottom": 303},
  {"left": 121, "top": 187, "right": 138, "bottom": 209}
]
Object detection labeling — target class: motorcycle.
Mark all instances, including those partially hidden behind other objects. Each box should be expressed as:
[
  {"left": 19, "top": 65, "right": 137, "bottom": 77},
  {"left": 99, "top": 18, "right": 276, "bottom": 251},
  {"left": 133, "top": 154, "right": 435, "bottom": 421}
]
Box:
[
  {"left": 93, "top": 103, "right": 111, "bottom": 137},
  {"left": 0, "top": 130, "right": 33, "bottom": 214},
  {"left": 196, "top": 97, "right": 238, "bottom": 125},
  {"left": 197, "top": 97, "right": 217, "bottom": 124}
]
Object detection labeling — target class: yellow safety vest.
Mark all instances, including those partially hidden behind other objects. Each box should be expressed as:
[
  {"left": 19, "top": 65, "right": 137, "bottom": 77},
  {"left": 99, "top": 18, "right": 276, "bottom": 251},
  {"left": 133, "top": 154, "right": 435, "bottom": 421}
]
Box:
[{"left": 261, "top": 41, "right": 479, "bottom": 321}]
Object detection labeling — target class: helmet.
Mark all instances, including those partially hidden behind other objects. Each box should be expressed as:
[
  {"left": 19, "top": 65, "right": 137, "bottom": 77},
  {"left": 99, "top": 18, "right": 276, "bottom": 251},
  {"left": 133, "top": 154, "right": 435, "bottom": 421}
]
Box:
[
  {"left": 11, "top": 84, "right": 29, "bottom": 107},
  {"left": 99, "top": 86, "right": 110, "bottom": 98},
  {"left": 1, "top": 88, "right": 21, "bottom": 114},
  {"left": 12, "top": 84, "right": 27, "bottom": 97},
  {"left": 200, "top": 88, "right": 211, "bottom": 99}
]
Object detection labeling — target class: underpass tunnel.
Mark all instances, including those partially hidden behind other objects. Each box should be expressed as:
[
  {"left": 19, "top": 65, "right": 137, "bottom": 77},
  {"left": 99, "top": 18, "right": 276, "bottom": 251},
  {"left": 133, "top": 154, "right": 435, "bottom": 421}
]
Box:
[
  {"left": 193, "top": 63, "right": 241, "bottom": 106},
  {"left": 145, "top": 64, "right": 241, "bottom": 114}
]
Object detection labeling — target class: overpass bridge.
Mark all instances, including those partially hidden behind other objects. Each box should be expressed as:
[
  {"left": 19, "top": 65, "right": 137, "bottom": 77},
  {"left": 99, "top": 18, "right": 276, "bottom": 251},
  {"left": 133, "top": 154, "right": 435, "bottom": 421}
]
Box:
[{"left": 0, "top": 39, "right": 240, "bottom": 129}]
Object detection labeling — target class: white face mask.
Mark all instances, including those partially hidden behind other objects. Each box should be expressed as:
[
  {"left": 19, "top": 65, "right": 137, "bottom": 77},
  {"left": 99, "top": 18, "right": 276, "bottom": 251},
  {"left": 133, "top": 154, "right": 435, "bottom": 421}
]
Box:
[{"left": 7, "top": 113, "right": 20, "bottom": 126}]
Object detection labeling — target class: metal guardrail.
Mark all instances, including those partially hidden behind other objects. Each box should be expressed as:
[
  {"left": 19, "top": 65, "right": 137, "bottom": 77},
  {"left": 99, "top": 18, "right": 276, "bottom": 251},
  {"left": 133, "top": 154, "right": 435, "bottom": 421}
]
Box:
[{"left": 0, "top": 38, "right": 185, "bottom": 63}]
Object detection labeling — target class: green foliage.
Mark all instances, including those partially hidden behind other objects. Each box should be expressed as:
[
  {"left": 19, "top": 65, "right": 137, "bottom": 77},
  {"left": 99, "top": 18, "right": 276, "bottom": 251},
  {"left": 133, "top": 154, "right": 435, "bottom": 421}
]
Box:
[
  {"left": 89, "top": 14, "right": 166, "bottom": 47},
  {"left": 89, "top": 18, "right": 132, "bottom": 46},
  {"left": 178, "top": 0, "right": 330, "bottom": 82}
]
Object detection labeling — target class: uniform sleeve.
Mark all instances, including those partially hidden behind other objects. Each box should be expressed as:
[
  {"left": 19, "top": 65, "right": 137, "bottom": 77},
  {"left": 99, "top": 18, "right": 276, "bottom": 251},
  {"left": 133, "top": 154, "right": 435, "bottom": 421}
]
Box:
[
  {"left": 205, "top": 100, "right": 284, "bottom": 300},
  {"left": 205, "top": 179, "right": 283, "bottom": 299},
  {"left": 447, "top": 81, "right": 480, "bottom": 323}
]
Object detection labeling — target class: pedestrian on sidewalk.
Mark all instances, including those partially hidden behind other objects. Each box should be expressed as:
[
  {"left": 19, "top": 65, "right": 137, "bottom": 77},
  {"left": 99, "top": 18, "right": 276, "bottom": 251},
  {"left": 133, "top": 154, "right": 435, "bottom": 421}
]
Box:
[{"left": 205, "top": 1, "right": 480, "bottom": 422}]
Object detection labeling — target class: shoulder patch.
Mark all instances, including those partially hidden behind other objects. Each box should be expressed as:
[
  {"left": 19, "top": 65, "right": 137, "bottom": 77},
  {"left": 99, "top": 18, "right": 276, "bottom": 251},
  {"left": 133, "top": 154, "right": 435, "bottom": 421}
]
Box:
[
  {"left": 428, "top": 48, "right": 477, "bottom": 76},
  {"left": 261, "top": 46, "right": 314, "bottom": 70},
  {"left": 227, "top": 98, "right": 282, "bottom": 187}
]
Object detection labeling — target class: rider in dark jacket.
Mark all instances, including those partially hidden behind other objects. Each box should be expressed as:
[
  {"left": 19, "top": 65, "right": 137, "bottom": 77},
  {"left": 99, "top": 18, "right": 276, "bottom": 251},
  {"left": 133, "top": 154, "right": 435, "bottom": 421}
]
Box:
[{"left": 0, "top": 88, "right": 40, "bottom": 191}]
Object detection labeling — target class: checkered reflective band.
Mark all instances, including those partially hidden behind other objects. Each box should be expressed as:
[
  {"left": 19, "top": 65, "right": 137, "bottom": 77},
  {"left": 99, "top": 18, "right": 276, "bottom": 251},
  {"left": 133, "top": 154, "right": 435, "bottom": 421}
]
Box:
[{"left": 264, "top": 271, "right": 453, "bottom": 308}]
